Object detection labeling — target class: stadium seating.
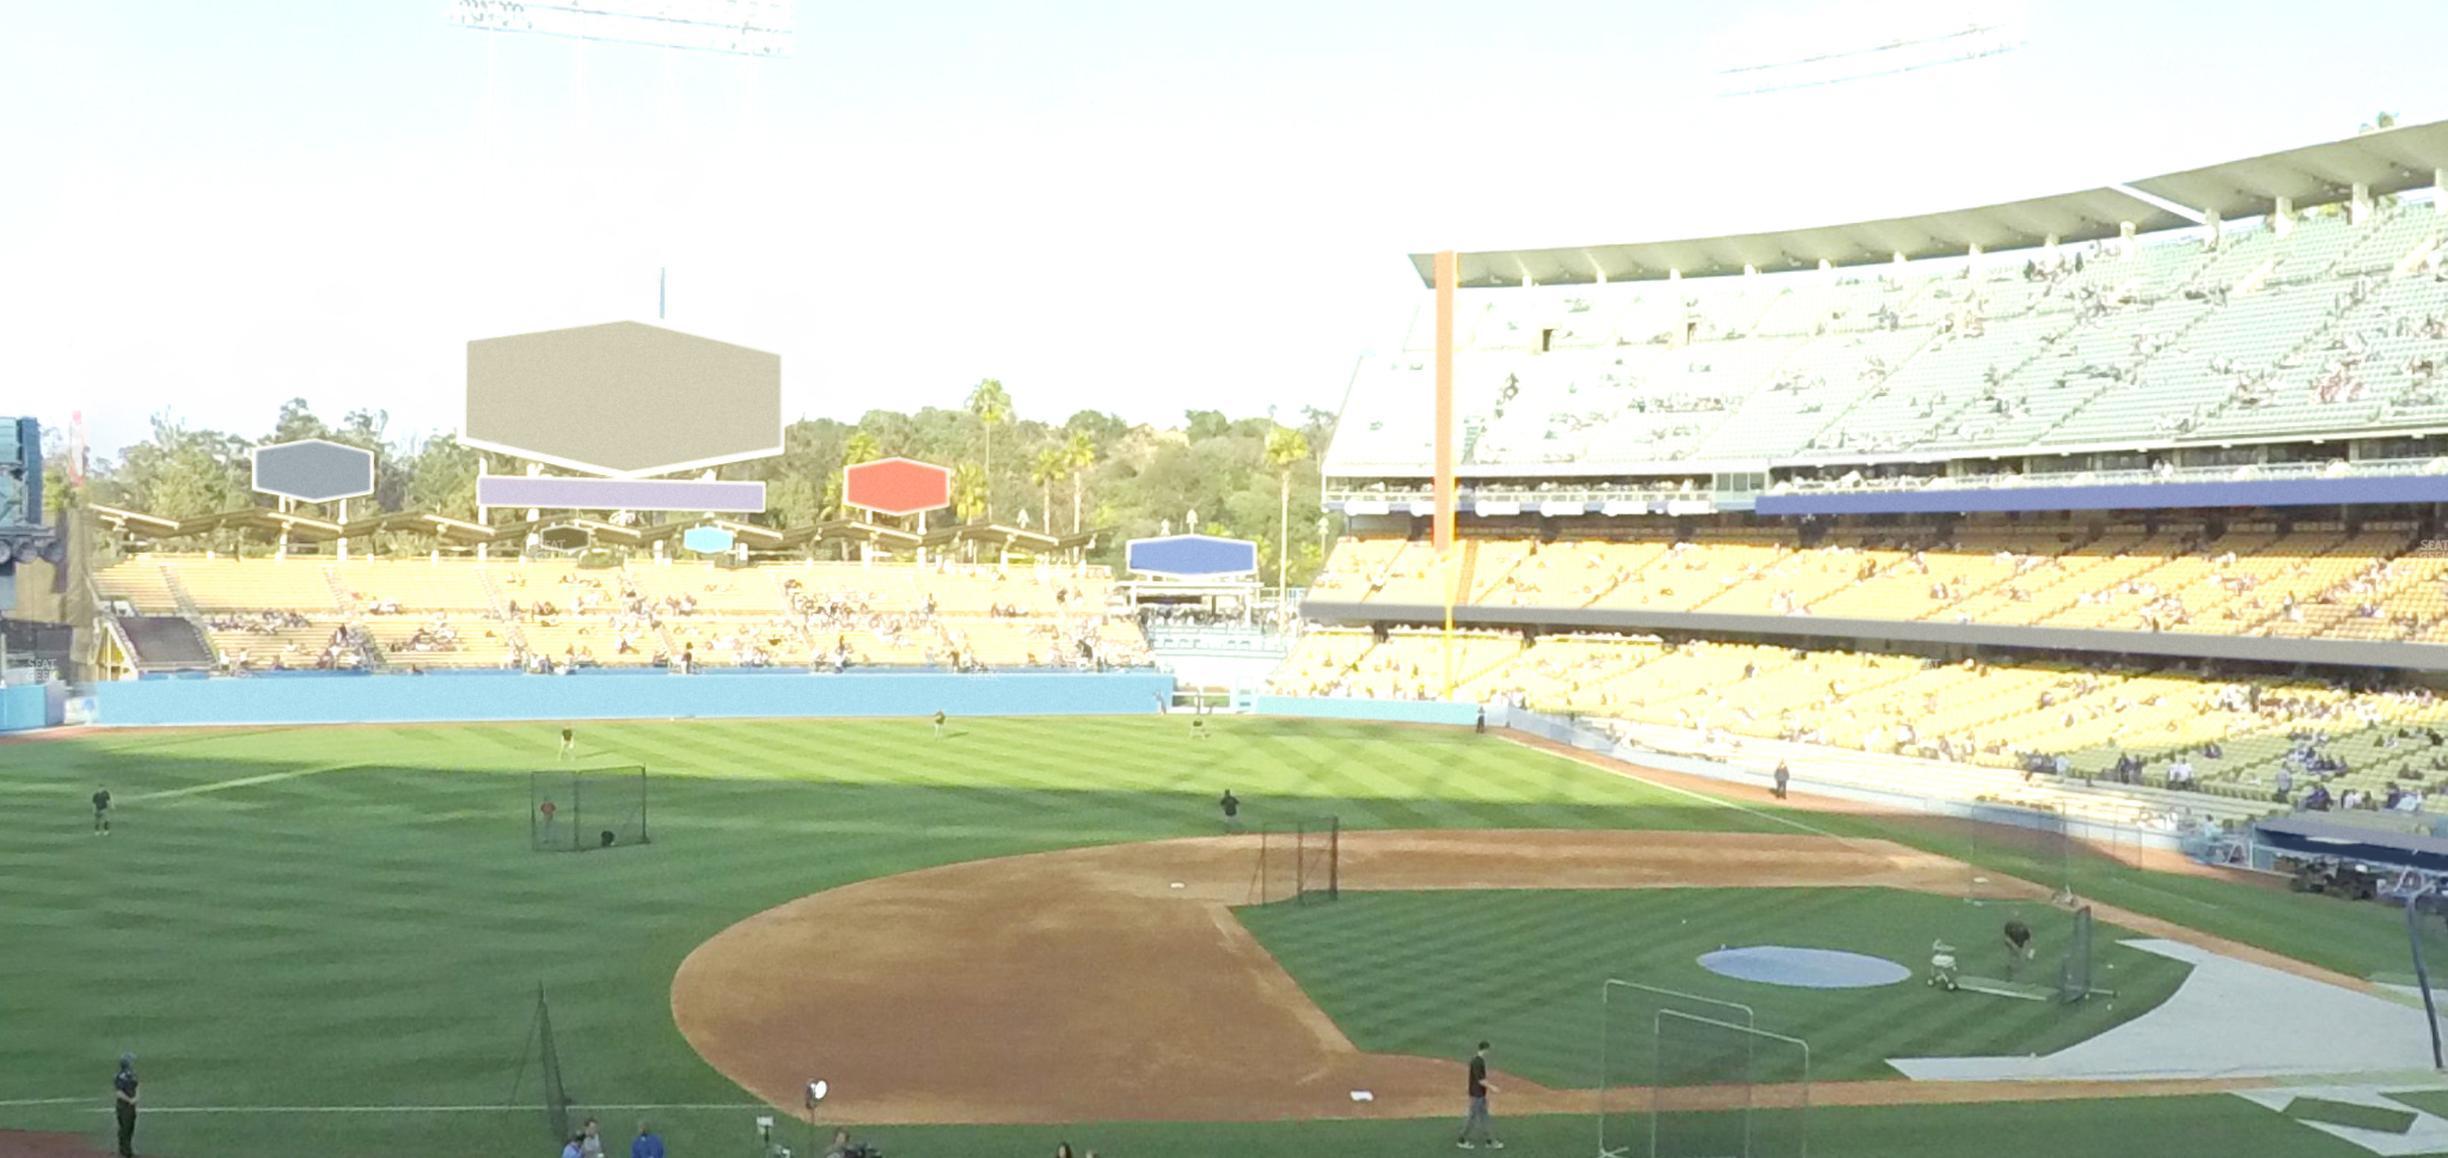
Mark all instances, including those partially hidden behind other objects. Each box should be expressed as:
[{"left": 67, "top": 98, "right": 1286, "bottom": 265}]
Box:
[
  {"left": 1270, "top": 628, "right": 2448, "bottom": 816},
  {"left": 94, "top": 554, "right": 1150, "bottom": 674},
  {"left": 1314, "top": 525, "right": 2448, "bottom": 643},
  {"left": 1328, "top": 199, "right": 2448, "bottom": 474}
]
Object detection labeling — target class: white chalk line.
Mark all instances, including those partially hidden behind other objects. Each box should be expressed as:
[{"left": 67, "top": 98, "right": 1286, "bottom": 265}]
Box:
[
  {"left": 8, "top": 1102, "right": 767, "bottom": 1115},
  {"left": 1501, "top": 732, "right": 1853, "bottom": 842},
  {"left": 123, "top": 762, "right": 366, "bottom": 804}
]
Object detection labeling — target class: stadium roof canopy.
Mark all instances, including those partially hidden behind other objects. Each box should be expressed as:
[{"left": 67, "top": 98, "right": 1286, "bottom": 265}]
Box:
[{"left": 1412, "top": 118, "right": 2448, "bottom": 287}]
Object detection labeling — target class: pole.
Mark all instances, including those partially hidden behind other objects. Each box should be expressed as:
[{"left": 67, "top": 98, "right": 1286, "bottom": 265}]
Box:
[{"left": 2408, "top": 891, "right": 2445, "bottom": 1070}]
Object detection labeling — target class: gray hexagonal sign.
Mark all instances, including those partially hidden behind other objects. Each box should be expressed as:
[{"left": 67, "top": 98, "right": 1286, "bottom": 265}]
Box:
[
  {"left": 251, "top": 439, "right": 376, "bottom": 503},
  {"left": 465, "top": 321, "right": 783, "bottom": 477}
]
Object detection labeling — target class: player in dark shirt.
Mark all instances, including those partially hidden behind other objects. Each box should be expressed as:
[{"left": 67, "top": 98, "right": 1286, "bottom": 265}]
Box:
[
  {"left": 1219, "top": 789, "right": 1241, "bottom": 833},
  {"left": 933, "top": 709, "right": 947, "bottom": 739},
  {"left": 560, "top": 726, "right": 576, "bottom": 762},
  {"left": 1457, "top": 1040, "right": 1500, "bottom": 1148},
  {"left": 92, "top": 787, "right": 112, "bottom": 836},
  {"left": 2003, "top": 919, "right": 2035, "bottom": 979},
  {"left": 112, "top": 1054, "right": 138, "bottom": 1158}
]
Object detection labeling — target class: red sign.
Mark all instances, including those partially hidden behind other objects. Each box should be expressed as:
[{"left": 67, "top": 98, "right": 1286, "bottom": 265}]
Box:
[{"left": 843, "top": 457, "right": 952, "bottom": 517}]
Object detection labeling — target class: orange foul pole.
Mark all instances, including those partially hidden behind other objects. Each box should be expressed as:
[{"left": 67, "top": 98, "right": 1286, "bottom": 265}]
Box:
[
  {"left": 1433, "top": 251, "right": 1458, "bottom": 698},
  {"left": 1432, "top": 250, "right": 1458, "bottom": 554}
]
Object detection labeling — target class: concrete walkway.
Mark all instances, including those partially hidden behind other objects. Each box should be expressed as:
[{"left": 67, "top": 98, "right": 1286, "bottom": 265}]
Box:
[{"left": 1890, "top": 939, "right": 2437, "bottom": 1081}]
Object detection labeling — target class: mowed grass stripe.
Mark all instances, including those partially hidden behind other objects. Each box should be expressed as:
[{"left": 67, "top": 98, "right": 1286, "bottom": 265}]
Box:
[
  {"left": 0, "top": 713, "right": 2387, "bottom": 1158},
  {"left": 1239, "top": 887, "right": 2191, "bottom": 1087}
]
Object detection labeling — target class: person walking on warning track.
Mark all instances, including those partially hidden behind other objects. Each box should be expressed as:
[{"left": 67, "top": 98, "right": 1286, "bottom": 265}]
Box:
[
  {"left": 1220, "top": 789, "right": 1242, "bottom": 833},
  {"left": 111, "top": 1053, "right": 138, "bottom": 1158},
  {"left": 92, "top": 786, "right": 113, "bottom": 835},
  {"left": 1457, "top": 1040, "right": 1502, "bottom": 1149},
  {"left": 1773, "top": 760, "right": 1790, "bottom": 800}
]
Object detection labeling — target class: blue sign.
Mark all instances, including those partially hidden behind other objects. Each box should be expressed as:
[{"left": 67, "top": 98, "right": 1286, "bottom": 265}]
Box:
[
  {"left": 1127, "top": 534, "right": 1259, "bottom": 578},
  {"left": 682, "top": 526, "right": 736, "bottom": 554}
]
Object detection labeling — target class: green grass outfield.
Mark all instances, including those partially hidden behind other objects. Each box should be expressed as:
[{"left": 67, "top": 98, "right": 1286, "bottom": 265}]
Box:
[
  {"left": 1238, "top": 887, "right": 2191, "bottom": 1086},
  {"left": 0, "top": 714, "right": 2436, "bottom": 1158}
]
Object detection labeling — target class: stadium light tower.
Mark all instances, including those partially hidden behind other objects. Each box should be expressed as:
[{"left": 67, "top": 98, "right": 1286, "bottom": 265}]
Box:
[
  {"left": 445, "top": 0, "right": 796, "bottom": 58},
  {"left": 1711, "top": 0, "right": 2025, "bottom": 97}
]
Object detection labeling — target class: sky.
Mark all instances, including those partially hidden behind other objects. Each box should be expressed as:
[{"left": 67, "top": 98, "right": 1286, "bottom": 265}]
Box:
[{"left": 4, "top": 0, "right": 2445, "bottom": 460}]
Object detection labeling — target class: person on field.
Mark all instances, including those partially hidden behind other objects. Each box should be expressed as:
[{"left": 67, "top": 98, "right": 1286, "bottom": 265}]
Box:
[
  {"left": 1773, "top": 760, "right": 1790, "bottom": 800},
  {"left": 630, "top": 1120, "right": 665, "bottom": 1158},
  {"left": 1457, "top": 1040, "right": 1502, "bottom": 1149},
  {"left": 560, "top": 726, "right": 576, "bottom": 761},
  {"left": 1220, "top": 789, "right": 1242, "bottom": 833},
  {"left": 561, "top": 1132, "right": 584, "bottom": 1158},
  {"left": 933, "top": 708, "right": 947, "bottom": 739},
  {"left": 112, "top": 1054, "right": 138, "bottom": 1158},
  {"left": 2003, "top": 919, "right": 2035, "bottom": 979},
  {"left": 93, "top": 786, "right": 113, "bottom": 835},
  {"left": 579, "top": 1117, "right": 604, "bottom": 1158}
]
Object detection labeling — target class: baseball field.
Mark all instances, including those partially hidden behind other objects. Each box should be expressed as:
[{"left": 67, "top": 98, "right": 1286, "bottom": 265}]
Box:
[{"left": 4, "top": 714, "right": 2444, "bottom": 1157}]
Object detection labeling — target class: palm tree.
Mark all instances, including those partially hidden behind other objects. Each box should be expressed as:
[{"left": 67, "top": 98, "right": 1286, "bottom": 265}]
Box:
[
  {"left": 966, "top": 378, "right": 1011, "bottom": 520},
  {"left": 843, "top": 430, "right": 882, "bottom": 466},
  {"left": 951, "top": 462, "right": 990, "bottom": 524},
  {"left": 1265, "top": 426, "right": 1311, "bottom": 596},
  {"left": 1030, "top": 446, "right": 1065, "bottom": 534},
  {"left": 1063, "top": 430, "right": 1096, "bottom": 534}
]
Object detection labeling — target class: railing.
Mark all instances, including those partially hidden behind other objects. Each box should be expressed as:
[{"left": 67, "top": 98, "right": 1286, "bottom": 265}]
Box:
[
  {"left": 1768, "top": 455, "right": 2447, "bottom": 495},
  {"left": 1326, "top": 456, "right": 2448, "bottom": 508}
]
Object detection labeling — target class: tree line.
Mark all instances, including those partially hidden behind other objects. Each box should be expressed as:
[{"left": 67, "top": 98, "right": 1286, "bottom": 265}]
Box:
[{"left": 52, "top": 385, "right": 1342, "bottom": 586}]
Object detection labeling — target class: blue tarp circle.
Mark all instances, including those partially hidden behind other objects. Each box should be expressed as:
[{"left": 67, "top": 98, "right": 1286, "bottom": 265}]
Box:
[{"left": 1697, "top": 945, "right": 1910, "bottom": 989}]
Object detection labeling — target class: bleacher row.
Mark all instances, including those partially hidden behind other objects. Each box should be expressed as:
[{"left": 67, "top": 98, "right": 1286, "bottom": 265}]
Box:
[
  {"left": 1310, "top": 523, "right": 2448, "bottom": 643},
  {"left": 95, "top": 555, "right": 1151, "bottom": 673},
  {"left": 1269, "top": 628, "right": 2448, "bottom": 821},
  {"left": 1329, "top": 199, "right": 2448, "bottom": 472}
]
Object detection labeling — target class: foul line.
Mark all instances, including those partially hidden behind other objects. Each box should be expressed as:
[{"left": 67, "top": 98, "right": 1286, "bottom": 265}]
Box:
[
  {"left": 1499, "top": 731, "right": 1854, "bottom": 842},
  {"left": 124, "top": 762, "right": 365, "bottom": 804},
  {"left": 31, "top": 1102, "right": 767, "bottom": 1116}
]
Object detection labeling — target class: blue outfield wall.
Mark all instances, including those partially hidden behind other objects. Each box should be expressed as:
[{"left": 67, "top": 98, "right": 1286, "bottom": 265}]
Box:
[
  {"left": 1251, "top": 694, "right": 1481, "bottom": 727},
  {"left": 90, "top": 670, "right": 1176, "bottom": 727},
  {"left": 1, "top": 681, "right": 66, "bottom": 732}
]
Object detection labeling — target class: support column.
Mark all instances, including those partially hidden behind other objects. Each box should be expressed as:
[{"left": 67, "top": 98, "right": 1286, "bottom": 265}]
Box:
[
  {"left": 2119, "top": 221, "right": 2137, "bottom": 259},
  {"left": 2274, "top": 196, "right": 2295, "bottom": 238},
  {"left": 2205, "top": 209, "right": 2223, "bottom": 249},
  {"left": 2436, "top": 169, "right": 2446, "bottom": 215},
  {"left": 337, "top": 499, "right": 349, "bottom": 561},
  {"left": 2351, "top": 182, "right": 2372, "bottom": 226}
]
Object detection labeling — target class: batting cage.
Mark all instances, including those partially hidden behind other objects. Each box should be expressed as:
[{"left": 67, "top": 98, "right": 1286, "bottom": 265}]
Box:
[
  {"left": 530, "top": 766, "right": 651, "bottom": 852},
  {"left": 1247, "top": 815, "right": 1339, "bottom": 905},
  {"left": 1928, "top": 902, "right": 2111, "bottom": 1004},
  {"left": 1648, "top": 1010, "right": 1811, "bottom": 1158},
  {"left": 1597, "top": 981, "right": 1756, "bottom": 1158},
  {"left": 1963, "top": 804, "right": 2075, "bottom": 906}
]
